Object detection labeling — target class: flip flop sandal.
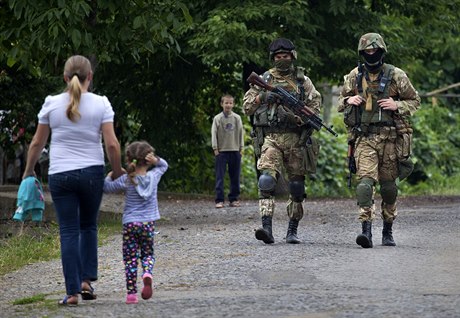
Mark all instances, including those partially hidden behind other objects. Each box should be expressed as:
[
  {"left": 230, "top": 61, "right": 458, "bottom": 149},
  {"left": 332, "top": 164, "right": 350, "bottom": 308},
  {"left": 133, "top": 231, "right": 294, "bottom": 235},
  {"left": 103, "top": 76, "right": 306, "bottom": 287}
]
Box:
[
  {"left": 58, "top": 295, "right": 78, "bottom": 306},
  {"left": 81, "top": 284, "right": 97, "bottom": 300}
]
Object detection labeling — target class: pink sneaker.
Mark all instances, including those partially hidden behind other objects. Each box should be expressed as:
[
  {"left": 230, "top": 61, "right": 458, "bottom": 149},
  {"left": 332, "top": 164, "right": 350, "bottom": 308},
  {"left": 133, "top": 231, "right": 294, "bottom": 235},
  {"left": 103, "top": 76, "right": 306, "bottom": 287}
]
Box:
[
  {"left": 126, "top": 294, "right": 138, "bottom": 304},
  {"left": 141, "top": 273, "right": 153, "bottom": 300}
]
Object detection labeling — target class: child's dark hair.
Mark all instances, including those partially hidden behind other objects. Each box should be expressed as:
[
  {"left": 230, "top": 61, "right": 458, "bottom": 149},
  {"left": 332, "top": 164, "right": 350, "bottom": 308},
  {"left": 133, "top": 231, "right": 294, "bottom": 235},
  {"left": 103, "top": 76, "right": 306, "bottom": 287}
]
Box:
[{"left": 125, "top": 141, "right": 155, "bottom": 184}]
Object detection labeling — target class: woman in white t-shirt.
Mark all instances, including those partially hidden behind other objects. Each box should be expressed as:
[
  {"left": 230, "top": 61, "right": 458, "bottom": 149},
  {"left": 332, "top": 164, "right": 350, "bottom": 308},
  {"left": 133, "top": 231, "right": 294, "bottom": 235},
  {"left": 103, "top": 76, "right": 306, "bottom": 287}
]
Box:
[{"left": 23, "top": 55, "right": 124, "bottom": 306}]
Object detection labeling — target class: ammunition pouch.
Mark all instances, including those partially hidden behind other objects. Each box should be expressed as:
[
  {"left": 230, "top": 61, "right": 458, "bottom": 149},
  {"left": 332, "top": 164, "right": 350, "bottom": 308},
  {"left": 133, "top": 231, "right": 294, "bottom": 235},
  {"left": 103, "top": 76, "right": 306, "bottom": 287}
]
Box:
[
  {"left": 343, "top": 104, "right": 361, "bottom": 128},
  {"left": 303, "top": 135, "right": 320, "bottom": 175},
  {"left": 251, "top": 127, "right": 264, "bottom": 158},
  {"left": 394, "top": 115, "right": 414, "bottom": 180},
  {"left": 277, "top": 106, "right": 299, "bottom": 129},
  {"left": 394, "top": 115, "right": 413, "bottom": 158},
  {"left": 398, "top": 157, "right": 414, "bottom": 180},
  {"left": 360, "top": 122, "right": 394, "bottom": 136}
]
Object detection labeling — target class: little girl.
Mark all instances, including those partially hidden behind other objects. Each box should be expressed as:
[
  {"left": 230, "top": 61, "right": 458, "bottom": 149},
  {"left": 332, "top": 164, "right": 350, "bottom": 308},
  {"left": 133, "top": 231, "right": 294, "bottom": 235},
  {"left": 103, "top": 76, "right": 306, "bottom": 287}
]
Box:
[{"left": 104, "top": 141, "right": 168, "bottom": 304}]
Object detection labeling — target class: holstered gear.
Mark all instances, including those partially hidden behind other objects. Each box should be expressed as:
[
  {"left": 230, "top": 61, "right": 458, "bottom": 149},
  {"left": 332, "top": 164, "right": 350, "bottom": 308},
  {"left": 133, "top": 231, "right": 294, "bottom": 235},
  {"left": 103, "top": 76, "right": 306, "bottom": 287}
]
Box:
[
  {"left": 255, "top": 215, "right": 275, "bottom": 244},
  {"left": 356, "top": 221, "right": 373, "bottom": 248},
  {"left": 286, "top": 219, "right": 300, "bottom": 244},
  {"left": 382, "top": 221, "right": 396, "bottom": 246}
]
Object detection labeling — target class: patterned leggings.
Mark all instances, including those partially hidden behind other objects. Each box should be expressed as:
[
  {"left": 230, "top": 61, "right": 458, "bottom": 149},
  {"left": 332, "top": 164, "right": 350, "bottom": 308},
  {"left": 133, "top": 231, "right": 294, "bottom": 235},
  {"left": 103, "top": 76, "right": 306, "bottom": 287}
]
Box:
[{"left": 122, "top": 221, "right": 155, "bottom": 294}]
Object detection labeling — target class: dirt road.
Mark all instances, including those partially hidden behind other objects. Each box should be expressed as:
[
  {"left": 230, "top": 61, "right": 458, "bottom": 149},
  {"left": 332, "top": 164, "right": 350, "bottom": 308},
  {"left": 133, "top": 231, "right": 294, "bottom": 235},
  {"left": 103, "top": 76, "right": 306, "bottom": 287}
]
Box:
[{"left": 1, "top": 194, "right": 459, "bottom": 317}]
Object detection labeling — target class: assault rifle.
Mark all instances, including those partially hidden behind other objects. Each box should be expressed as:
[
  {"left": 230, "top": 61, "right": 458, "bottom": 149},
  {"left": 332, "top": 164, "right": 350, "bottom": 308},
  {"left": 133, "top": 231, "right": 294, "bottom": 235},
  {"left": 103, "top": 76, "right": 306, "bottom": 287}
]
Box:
[{"left": 246, "top": 72, "right": 338, "bottom": 137}]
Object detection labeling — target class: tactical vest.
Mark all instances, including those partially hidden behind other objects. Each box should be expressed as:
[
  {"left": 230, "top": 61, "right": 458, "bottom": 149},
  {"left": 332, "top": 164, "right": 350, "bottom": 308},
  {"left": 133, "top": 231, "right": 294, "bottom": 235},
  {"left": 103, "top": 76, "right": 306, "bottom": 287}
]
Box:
[
  {"left": 345, "top": 64, "right": 396, "bottom": 134},
  {"left": 253, "top": 67, "right": 305, "bottom": 133}
]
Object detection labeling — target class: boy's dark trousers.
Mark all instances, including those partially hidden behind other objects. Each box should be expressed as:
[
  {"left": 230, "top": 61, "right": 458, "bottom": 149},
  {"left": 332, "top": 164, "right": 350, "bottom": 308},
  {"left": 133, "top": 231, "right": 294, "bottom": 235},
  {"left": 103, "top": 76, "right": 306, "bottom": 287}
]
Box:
[{"left": 214, "top": 151, "right": 241, "bottom": 203}]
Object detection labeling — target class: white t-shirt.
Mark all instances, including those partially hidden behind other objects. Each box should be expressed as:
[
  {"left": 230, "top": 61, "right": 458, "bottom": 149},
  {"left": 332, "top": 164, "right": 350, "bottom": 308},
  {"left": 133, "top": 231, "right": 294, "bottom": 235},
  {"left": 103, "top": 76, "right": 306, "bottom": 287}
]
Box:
[{"left": 38, "top": 92, "right": 114, "bottom": 175}]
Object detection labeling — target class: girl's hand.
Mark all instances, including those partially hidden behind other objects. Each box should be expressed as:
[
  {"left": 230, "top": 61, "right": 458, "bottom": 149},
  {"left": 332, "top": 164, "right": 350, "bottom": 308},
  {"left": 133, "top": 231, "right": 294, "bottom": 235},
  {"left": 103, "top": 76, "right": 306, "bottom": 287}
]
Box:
[{"left": 145, "top": 152, "right": 158, "bottom": 165}]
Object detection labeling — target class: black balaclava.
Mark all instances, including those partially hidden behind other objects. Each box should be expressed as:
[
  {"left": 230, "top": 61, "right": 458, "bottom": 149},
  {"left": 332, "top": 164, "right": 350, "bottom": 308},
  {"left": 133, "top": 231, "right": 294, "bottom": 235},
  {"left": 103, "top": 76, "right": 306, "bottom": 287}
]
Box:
[{"left": 361, "top": 48, "right": 384, "bottom": 73}]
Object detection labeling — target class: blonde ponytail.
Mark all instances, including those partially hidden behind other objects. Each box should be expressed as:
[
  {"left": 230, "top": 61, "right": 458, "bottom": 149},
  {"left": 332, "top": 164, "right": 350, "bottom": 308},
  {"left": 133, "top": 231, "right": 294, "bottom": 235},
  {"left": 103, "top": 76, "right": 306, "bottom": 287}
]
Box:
[
  {"left": 66, "top": 75, "right": 82, "bottom": 122},
  {"left": 63, "top": 55, "right": 92, "bottom": 122}
]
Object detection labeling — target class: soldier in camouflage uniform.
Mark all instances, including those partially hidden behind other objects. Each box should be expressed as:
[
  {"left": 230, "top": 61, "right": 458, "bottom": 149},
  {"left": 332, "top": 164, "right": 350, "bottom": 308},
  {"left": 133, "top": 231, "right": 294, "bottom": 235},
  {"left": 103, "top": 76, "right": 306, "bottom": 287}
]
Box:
[
  {"left": 338, "top": 33, "right": 420, "bottom": 248},
  {"left": 243, "top": 38, "right": 321, "bottom": 244}
]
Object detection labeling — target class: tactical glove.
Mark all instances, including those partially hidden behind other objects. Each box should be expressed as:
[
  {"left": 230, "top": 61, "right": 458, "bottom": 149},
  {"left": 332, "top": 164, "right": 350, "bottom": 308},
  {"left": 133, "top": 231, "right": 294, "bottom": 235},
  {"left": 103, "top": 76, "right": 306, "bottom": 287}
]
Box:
[
  {"left": 277, "top": 105, "right": 299, "bottom": 126},
  {"left": 259, "top": 91, "right": 281, "bottom": 104}
]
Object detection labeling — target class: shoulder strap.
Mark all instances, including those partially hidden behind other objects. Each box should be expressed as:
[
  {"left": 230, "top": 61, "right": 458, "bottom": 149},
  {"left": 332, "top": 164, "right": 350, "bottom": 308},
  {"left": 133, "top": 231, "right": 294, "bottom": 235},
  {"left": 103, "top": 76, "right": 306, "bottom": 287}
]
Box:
[
  {"left": 380, "top": 64, "right": 395, "bottom": 98},
  {"left": 356, "top": 62, "right": 364, "bottom": 94},
  {"left": 295, "top": 66, "right": 305, "bottom": 100}
]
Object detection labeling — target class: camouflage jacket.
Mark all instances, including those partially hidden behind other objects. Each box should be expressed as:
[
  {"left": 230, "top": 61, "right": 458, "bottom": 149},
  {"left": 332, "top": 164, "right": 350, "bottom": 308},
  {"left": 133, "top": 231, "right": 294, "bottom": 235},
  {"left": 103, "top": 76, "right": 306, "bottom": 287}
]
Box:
[
  {"left": 243, "top": 68, "right": 321, "bottom": 118},
  {"left": 337, "top": 64, "right": 420, "bottom": 118}
]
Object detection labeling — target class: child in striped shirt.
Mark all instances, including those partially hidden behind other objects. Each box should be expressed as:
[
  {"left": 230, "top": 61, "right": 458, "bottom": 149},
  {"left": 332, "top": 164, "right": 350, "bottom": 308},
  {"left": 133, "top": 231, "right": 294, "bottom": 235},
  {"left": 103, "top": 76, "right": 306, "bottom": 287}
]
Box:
[{"left": 103, "top": 140, "right": 168, "bottom": 304}]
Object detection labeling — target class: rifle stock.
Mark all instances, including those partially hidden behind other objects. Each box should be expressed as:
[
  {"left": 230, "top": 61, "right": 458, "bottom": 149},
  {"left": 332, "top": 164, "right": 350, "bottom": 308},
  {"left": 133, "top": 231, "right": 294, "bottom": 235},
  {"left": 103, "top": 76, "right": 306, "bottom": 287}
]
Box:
[{"left": 246, "top": 72, "right": 338, "bottom": 137}]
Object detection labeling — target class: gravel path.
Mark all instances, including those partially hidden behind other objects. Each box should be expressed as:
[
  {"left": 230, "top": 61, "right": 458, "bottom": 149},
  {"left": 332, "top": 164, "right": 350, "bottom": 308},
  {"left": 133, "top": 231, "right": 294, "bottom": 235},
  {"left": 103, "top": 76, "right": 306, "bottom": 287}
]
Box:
[{"left": 0, "top": 194, "right": 459, "bottom": 318}]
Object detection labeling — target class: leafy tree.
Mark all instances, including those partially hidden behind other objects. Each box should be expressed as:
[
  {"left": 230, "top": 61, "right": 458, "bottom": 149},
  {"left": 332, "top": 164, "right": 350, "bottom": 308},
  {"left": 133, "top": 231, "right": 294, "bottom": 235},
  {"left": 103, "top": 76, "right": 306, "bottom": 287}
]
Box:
[{"left": 1, "top": 0, "right": 459, "bottom": 195}]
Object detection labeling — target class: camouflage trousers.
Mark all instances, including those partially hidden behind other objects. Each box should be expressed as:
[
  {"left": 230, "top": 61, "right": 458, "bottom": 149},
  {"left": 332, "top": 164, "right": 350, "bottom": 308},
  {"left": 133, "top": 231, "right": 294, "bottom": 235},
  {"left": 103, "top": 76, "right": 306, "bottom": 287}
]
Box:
[
  {"left": 257, "top": 133, "right": 305, "bottom": 220},
  {"left": 355, "top": 127, "right": 398, "bottom": 222}
]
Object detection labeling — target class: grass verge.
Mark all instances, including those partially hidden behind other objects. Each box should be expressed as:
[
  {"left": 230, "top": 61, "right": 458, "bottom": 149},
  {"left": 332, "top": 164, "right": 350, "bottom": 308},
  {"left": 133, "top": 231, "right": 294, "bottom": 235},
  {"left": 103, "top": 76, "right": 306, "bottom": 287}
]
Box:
[{"left": 0, "top": 219, "right": 121, "bottom": 277}]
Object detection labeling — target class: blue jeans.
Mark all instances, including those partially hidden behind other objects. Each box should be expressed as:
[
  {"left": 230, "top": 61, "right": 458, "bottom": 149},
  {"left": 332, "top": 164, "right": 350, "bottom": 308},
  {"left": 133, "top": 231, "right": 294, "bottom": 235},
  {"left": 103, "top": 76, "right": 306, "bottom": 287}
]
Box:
[
  {"left": 49, "top": 165, "right": 104, "bottom": 295},
  {"left": 215, "top": 151, "right": 241, "bottom": 203}
]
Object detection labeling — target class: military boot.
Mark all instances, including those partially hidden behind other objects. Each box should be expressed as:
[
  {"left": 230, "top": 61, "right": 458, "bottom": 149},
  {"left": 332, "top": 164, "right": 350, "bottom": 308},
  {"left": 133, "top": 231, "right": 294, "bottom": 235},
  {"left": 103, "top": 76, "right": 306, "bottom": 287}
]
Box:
[
  {"left": 356, "top": 221, "right": 373, "bottom": 248},
  {"left": 382, "top": 221, "right": 396, "bottom": 246},
  {"left": 255, "top": 216, "right": 274, "bottom": 244},
  {"left": 286, "top": 219, "right": 301, "bottom": 244}
]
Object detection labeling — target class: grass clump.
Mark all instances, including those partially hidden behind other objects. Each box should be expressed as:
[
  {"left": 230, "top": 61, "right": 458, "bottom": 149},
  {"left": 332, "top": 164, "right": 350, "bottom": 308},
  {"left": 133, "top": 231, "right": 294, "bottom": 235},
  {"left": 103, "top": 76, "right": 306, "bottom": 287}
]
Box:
[
  {"left": 0, "top": 219, "right": 121, "bottom": 276},
  {"left": 12, "top": 293, "right": 47, "bottom": 305}
]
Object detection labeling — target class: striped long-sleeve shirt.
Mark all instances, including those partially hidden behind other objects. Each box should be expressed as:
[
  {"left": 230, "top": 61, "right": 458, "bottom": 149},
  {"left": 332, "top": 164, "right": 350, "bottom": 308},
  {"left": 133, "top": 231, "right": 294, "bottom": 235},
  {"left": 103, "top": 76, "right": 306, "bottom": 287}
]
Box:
[{"left": 103, "top": 158, "right": 168, "bottom": 224}]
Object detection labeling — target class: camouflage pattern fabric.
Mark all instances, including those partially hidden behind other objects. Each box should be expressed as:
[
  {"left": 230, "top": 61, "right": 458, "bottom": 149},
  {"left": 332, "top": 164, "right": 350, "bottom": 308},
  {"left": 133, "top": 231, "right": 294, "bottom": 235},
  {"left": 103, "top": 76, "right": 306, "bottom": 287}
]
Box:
[
  {"left": 257, "top": 132, "right": 306, "bottom": 219},
  {"left": 355, "top": 127, "right": 398, "bottom": 182},
  {"left": 355, "top": 130, "right": 398, "bottom": 222},
  {"left": 381, "top": 202, "right": 397, "bottom": 222},
  {"left": 243, "top": 69, "right": 321, "bottom": 116},
  {"left": 358, "top": 33, "right": 387, "bottom": 52},
  {"left": 257, "top": 133, "right": 306, "bottom": 176},
  {"left": 337, "top": 65, "right": 420, "bottom": 117},
  {"left": 338, "top": 62, "right": 420, "bottom": 223},
  {"left": 286, "top": 199, "right": 303, "bottom": 220},
  {"left": 243, "top": 67, "right": 321, "bottom": 220},
  {"left": 259, "top": 198, "right": 275, "bottom": 217}
]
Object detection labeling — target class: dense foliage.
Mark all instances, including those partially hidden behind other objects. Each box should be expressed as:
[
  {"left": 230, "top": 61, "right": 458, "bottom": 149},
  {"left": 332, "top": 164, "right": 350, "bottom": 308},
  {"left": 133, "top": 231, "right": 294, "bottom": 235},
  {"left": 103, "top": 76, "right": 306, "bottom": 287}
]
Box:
[{"left": 1, "top": 0, "right": 459, "bottom": 196}]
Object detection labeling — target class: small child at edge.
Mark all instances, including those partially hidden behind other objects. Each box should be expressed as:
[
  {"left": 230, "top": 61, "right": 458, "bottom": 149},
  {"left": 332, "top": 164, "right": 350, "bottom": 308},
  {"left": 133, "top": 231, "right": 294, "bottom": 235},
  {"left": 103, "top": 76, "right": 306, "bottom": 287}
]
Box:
[{"left": 103, "top": 140, "right": 168, "bottom": 304}]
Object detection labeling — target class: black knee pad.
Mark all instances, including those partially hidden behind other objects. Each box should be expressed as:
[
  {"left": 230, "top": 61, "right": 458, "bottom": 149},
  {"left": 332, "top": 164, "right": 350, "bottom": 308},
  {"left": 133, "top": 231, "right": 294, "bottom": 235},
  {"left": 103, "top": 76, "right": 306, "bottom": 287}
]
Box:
[
  {"left": 258, "top": 171, "right": 277, "bottom": 198},
  {"left": 289, "top": 178, "right": 305, "bottom": 202},
  {"left": 380, "top": 180, "right": 398, "bottom": 205},
  {"left": 356, "top": 177, "right": 374, "bottom": 207}
]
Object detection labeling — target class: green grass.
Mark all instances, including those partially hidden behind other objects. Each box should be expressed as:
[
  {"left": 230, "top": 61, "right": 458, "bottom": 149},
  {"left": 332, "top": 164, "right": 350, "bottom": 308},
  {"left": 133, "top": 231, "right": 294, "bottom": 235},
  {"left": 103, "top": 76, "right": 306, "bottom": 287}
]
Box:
[
  {"left": 400, "top": 172, "right": 460, "bottom": 196},
  {"left": 0, "top": 219, "right": 121, "bottom": 277},
  {"left": 12, "top": 293, "right": 47, "bottom": 305}
]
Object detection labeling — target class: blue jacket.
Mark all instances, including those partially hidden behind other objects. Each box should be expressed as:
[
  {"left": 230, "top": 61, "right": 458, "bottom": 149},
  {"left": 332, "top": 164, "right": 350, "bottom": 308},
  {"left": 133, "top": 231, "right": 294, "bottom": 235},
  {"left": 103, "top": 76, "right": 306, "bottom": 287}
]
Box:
[{"left": 13, "top": 176, "right": 45, "bottom": 222}]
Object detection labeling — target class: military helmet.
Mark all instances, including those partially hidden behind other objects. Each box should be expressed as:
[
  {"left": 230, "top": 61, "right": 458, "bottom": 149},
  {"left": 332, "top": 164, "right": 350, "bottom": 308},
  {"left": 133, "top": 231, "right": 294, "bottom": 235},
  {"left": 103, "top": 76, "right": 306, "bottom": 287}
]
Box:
[
  {"left": 269, "top": 38, "right": 297, "bottom": 60},
  {"left": 358, "top": 33, "right": 387, "bottom": 53}
]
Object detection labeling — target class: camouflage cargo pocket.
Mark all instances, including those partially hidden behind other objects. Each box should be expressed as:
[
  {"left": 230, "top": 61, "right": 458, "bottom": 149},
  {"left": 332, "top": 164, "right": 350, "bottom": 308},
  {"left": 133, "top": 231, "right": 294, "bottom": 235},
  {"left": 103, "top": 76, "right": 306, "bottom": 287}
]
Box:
[
  {"left": 343, "top": 105, "right": 360, "bottom": 127},
  {"left": 396, "top": 132, "right": 414, "bottom": 180},
  {"left": 396, "top": 132, "right": 412, "bottom": 159},
  {"left": 303, "top": 136, "right": 320, "bottom": 174}
]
